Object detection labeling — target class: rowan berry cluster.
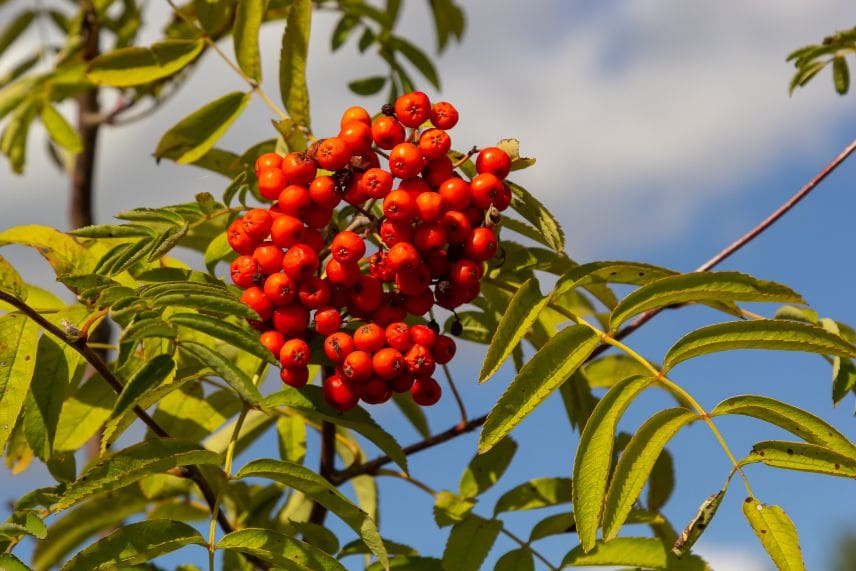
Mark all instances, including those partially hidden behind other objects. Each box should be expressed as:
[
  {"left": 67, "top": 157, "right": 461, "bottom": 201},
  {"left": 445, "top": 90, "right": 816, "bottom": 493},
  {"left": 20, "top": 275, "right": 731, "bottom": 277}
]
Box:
[{"left": 227, "top": 91, "right": 511, "bottom": 412}]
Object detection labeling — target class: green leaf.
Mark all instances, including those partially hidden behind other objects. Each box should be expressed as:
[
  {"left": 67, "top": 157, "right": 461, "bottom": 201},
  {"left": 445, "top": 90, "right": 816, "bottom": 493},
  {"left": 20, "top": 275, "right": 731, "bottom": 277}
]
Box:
[
  {"left": 441, "top": 515, "right": 502, "bottom": 571},
  {"left": 178, "top": 340, "right": 262, "bottom": 405},
  {"left": 366, "top": 557, "right": 440, "bottom": 571},
  {"left": 204, "top": 230, "right": 234, "bottom": 274},
  {"left": 672, "top": 490, "right": 726, "bottom": 556},
  {"left": 609, "top": 272, "right": 805, "bottom": 330},
  {"left": 86, "top": 40, "right": 204, "bottom": 86},
  {"left": 154, "top": 385, "right": 241, "bottom": 443},
  {"left": 0, "top": 254, "right": 25, "bottom": 297},
  {"left": 330, "top": 14, "right": 358, "bottom": 51},
  {"left": 742, "top": 440, "right": 856, "bottom": 478},
  {"left": 389, "top": 36, "right": 439, "bottom": 89},
  {"left": 115, "top": 207, "right": 186, "bottom": 225},
  {"left": 493, "top": 477, "right": 572, "bottom": 515},
  {"left": 279, "top": 0, "right": 311, "bottom": 128},
  {"left": 663, "top": 320, "right": 856, "bottom": 373},
  {"left": 0, "top": 554, "right": 30, "bottom": 570},
  {"left": 711, "top": 394, "right": 856, "bottom": 457},
  {"left": 233, "top": 0, "right": 267, "bottom": 82},
  {"left": 0, "top": 314, "right": 39, "bottom": 453},
  {"left": 833, "top": 55, "right": 850, "bottom": 95},
  {"left": 146, "top": 223, "right": 189, "bottom": 261},
  {"left": 554, "top": 260, "right": 677, "bottom": 299},
  {"left": 53, "top": 373, "right": 115, "bottom": 452},
  {"left": 55, "top": 439, "right": 221, "bottom": 511},
  {"left": 507, "top": 181, "right": 564, "bottom": 252},
  {"left": 102, "top": 355, "right": 176, "bottom": 452},
  {"left": 92, "top": 239, "right": 154, "bottom": 276},
  {"left": 155, "top": 91, "right": 251, "bottom": 164},
  {"left": 22, "top": 334, "right": 84, "bottom": 460},
  {"left": 236, "top": 459, "right": 387, "bottom": 568},
  {"left": 0, "top": 11, "right": 35, "bottom": 57},
  {"left": 348, "top": 75, "right": 387, "bottom": 96},
  {"left": 602, "top": 408, "right": 697, "bottom": 540},
  {"left": 61, "top": 519, "right": 205, "bottom": 570},
  {"left": 459, "top": 437, "right": 516, "bottom": 498},
  {"left": 391, "top": 391, "right": 430, "bottom": 438},
  {"left": 264, "top": 386, "right": 407, "bottom": 472},
  {"left": 152, "top": 292, "right": 256, "bottom": 319},
  {"left": 572, "top": 376, "right": 654, "bottom": 552},
  {"left": 0, "top": 98, "right": 35, "bottom": 173},
  {"left": 479, "top": 325, "right": 600, "bottom": 453},
  {"left": 479, "top": 278, "right": 550, "bottom": 382},
  {"left": 170, "top": 313, "right": 276, "bottom": 364},
  {"left": 433, "top": 491, "right": 475, "bottom": 527},
  {"left": 276, "top": 415, "right": 307, "bottom": 465},
  {"left": 742, "top": 498, "right": 805, "bottom": 571},
  {"left": 216, "top": 528, "right": 345, "bottom": 570},
  {"left": 69, "top": 224, "right": 157, "bottom": 238},
  {"left": 562, "top": 537, "right": 708, "bottom": 569},
  {"left": 832, "top": 357, "right": 856, "bottom": 405},
  {"left": 41, "top": 104, "right": 82, "bottom": 153},
  {"left": 582, "top": 354, "right": 652, "bottom": 389},
  {"left": 647, "top": 449, "right": 675, "bottom": 511},
  {"left": 120, "top": 317, "right": 178, "bottom": 347},
  {"left": 494, "top": 548, "right": 534, "bottom": 571}
]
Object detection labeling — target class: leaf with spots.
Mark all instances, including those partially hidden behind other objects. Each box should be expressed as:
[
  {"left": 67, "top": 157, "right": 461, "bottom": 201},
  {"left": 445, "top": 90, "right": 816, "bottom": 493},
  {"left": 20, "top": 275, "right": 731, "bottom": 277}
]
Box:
[
  {"left": 742, "top": 498, "right": 805, "bottom": 571},
  {"left": 740, "top": 440, "right": 856, "bottom": 478}
]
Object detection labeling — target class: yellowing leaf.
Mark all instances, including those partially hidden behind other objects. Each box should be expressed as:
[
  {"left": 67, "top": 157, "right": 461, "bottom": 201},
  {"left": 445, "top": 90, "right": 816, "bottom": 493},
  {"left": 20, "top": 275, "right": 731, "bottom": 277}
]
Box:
[
  {"left": 742, "top": 498, "right": 805, "bottom": 571},
  {"left": 86, "top": 40, "right": 204, "bottom": 86}
]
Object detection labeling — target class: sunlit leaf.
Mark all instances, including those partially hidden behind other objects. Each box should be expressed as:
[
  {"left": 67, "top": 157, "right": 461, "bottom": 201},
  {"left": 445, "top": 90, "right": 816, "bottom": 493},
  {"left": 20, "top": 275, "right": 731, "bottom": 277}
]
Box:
[
  {"left": 236, "top": 459, "right": 387, "bottom": 567},
  {"left": 507, "top": 181, "right": 564, "bottom": 252},
  {"left": 573, "top": 376, "right": 653, "bottom": 551},
  {"left": 61, "top": 520, "right": 205, "bottom": 570},
  {"left": 0, "top": 254, "right": 25, "bottom": 298},
  {"left": 711, "top": 394, "right": 856, "bottom": 457},
  {"left": 216, "top": 528, "right": 345, "bottom": 570},
  {"left": 741, "top": 440, "right": 856, "bottom": 478},
  {"left": 742, "top": 498, "right": 805, "bottom": 571},
  {"left": 170, "top": 312, "right": 276, "bottom": 364},
  {"left": 233, "top": 0, "right": 267, "bottom": 82},
  {"left": 433, "top": 490, "right": 475, "bottom": 527},
  {"left": 41, "top": 105, "right": 82, "bottom": 153},
  {"left": 602, "top": 408, "right": 697, "bottom": 540},
  {"left": 279, "top": 0, "right": 311, "bottom": 128},
  {"left": 494, "top": 548, "right": 534, "bottom": 571},
  {"left": 562, "top": 536, "right": 708, "bottom": 569},
  {"left": 459, "top": 437, "right": 516, "bottom": 498},
  {"left": 663, "top": 320, "right": 856, "bottom": 373},
  {"left": 493, "top": 477, "right": 572, "bottom": 515},
  {"left": 610, "top": 272, "right": 804, "bottom": 330},
  {"left": 86, "top": 40, "right": 204, "bottom": 86},
  {"left": 155, "top": 91, "right": 251, "bottom": 164},
  {"left": 441, "top": 515, "right": 502, "bottom": 571},
  {"left": 479, "top": 278, "right": 549, "bottom": 382},
  {"left": 479, "top": 325, "right": 600, "bottom": 453},
  {"left": 53, "top": 374, "right": 115, "bottom": 452},
  {"left": 0, "top": 314, "right": 39, "bottom": 453},
  {"left": 179, "top": 341, "right": 262, "bottom": 405}
]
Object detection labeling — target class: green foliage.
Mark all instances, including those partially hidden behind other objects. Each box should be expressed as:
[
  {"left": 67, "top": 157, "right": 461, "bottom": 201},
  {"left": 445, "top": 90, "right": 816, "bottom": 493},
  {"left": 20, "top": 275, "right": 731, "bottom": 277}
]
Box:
[{"left": 743, "top": 498, "right": 806, "bottom": 570}]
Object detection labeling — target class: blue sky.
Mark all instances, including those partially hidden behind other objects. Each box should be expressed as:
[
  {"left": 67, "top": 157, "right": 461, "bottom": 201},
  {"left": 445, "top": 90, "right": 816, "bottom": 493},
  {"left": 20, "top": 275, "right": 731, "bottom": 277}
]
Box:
[{"left": 2, "top": 1, "right": 856, "bottom": 569}]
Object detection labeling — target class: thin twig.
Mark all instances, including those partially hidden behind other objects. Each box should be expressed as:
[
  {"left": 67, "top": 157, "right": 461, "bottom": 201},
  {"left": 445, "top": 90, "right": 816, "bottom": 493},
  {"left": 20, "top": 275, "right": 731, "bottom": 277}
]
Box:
[{"left": 308, "top": 421, "right": 337, "bottom": 525}]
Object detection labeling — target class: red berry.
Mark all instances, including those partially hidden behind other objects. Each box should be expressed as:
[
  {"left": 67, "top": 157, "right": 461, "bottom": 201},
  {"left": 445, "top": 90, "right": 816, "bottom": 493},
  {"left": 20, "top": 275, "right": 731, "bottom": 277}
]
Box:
[
  {"left": 414, "top": 221, "right": 447, "bottom": 252},
  {"left": 314, "top": 306, "right": 342, "bottom": 336},
  {"left": 340, "top": 105, "right": 371, "bottom": 128},
  {"left": 442, "top": 210, "right": 472, "bottom": 244},
  {"left": 372, "top": 347, "right": 405, "bottom": 380},
  {"left": 280, "top": 338, "right": 311, "bottom": 367},
  {"left": 255, "top": 152, "right": 282, "bottom": 175},
  {"left": 380, "top": 219, "right": 414, "bottom": 247},
  {"left": 433, "top": 335, "right": 456, "bottom": 364},
  {"left": 260, "top": 330, "right": 286, "bottom": 356},
  {"left": 360, "top": 168, "right": 394, "bottom": 199},
  {"left": 438, "top": 177, "right": 471, "bottom": 211},
  {"left": 253, "top": 242, "right": 285, "bottom": 275},
  {"left": 240, "top": 286, "right": 274, "bottom": 321},
  {"left": 277, "top": 184, "right": 312, "bottom": 217},
  {"left": 242, "top": 208, "right": 273, "bottom": 241},
  {"left": 282, "top": 244, "right": 320, "bottom": 282},
  {"left": 257, "top": 168, "right": 286, "bottom": 201},
  {"left": 331, "top": 231, "right": 366, "bottom": 264},
  {"left": 349, "top": 275, "right": 384, "bottom": 314},
  {"left": 464, "top": 227, "right": 498, "bottom": 262},
  {"left": 272, "top": 303, "right": 310, "bottom": 337},
  {"left": 404, "top": 344, "right": 436, "bottom": 377},
  {"left": 411, "top": 376, "right": 442, "bottom": 406},
  {"left": 470, "top": 173, "right": 506, "bottom": 209},
  {"left": 394, "top": 91, "right": 431, "bottom": 128},
  {"left": 353, "top": 323, "right": 386, "bottom": 353},
  {"left": 325, "top": 259, "right": 361, "bottom": 287},
  {"left": 264, "top": 272, "right": 297, "bottom": 305},
  {"left": 387, "top": 242, "right": 421, "bottom": 272},
  {"left": 405, "top": 289, "right": 436, "bottom": 315},
  {"left": 323, "top": 374, "right": 359, "bottom": 411},
  {"left": 281, "top": 152, "right": 317, "bottom": 186},
  {"left": 476, "top": 146, "right": 512, "bottom": 179},
  {"left": 388, "top": 143, "right": 424, "bottom": 179},
  {"left": 357, "top": 376, "right": 392, "bottom": 404},
  {"left": 297, "top": 276, "right": 331, "bottom": 309},
  {"left": 430, "top": 101, "right": 459, "bottom": 130},
  {"left": 342, "top": 350, "right": 374, "bottom": 383},
  {"left": 324, "top": 332, "right": 355, "bottom": 364},
  {"left": 418, "top": 128, "right": 451, "bottom": 160},
  {"left": 315, "top": 136, "right": 351, "bottom": 171},
  {"left": 227, "top": 219, "right": 257, "bottom": 256},
  {"left": 230, "top": 255, "right": 261, "bottom": 288},
  {"left": 281, "top": 365, "right": 310, "bottom": 388},
  {"left": 270, "top": 214, "right": 304, "bottom": 249},
  {"left": 339, "top": 120, "right": 374, "bottom": 155},
  {"left": 410, "top": 324, "right": 437, "bottom": 349},
  {"left": 309, "top": 175, "right": 341, "bottom": 210},
  {"left": 371, "top": 115, "right": 406, "bottom": 150}
]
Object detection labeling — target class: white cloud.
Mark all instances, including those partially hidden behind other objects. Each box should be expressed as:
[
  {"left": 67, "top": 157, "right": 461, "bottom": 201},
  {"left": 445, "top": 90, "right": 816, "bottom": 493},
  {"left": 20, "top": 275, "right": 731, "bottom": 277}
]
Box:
[{"left": 696, "top": 543, "right": 772, "bottom": 571}]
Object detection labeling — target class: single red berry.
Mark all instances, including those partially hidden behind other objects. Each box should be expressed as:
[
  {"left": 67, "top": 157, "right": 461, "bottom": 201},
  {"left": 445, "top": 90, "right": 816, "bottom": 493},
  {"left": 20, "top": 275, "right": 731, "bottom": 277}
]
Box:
[
  {"left": 353, "top": 323, "right": 386, "bottom": 353},
  {"left": 280, "top": 365, "right": 310, "bottom": 388},
  {"left": 425, "top": 248, "right": 451, "bottom": 277},
  {"left": 339, "top": 120, "right": 374, "bottom": 155},
  {"left": 260, "top": 330, "right": 286, "bottom": 356},
  {"left": 269, "top": 214, "right": 304, "bottom": 249},
  {"left": 325, "top": 259, "right": 361, "bottom": 287},
  {"left": 309, "top": 175, "right": 341, "bottom": 210},
  {"left": 414, "top": 221, "right": 447, "bottom": 252},
  {"left": 241, "top": 286, "right": 274, "bottom": 321},
  {"left": 263, "top": 272, "right": 297, "bottom": 305},
  {"left": 470, "top": 173, "right": 506, "bottom": 209},
  {"left": 281, "top": 152, "right": 317, "bottom": 186},
  {"left": 282, "top": 243, "right": 320, "bottom": 282},
  {"left": 297, "top": 276, "right": 331, "bottom": 309},
  {"left": 385, "top": 322, "right": 412, "bottom": 352},
  {"left": 315, "top": 136, "right": 351, "bottom": 171},
  {"left": 449, "top": 258, "right": 483, "bottom": 288},
  {"left": 387, "top": 241, "right": 421, "bottom": 272},
  {"left": 342, "top": 350, "right": 374, "bottom": 383},
  {"left": 411, "top": 376, "right": 442, "bottom": 406},
  {"left": 388, "top": 143, "right": 424, "bottom": 179},
  {"left": 255, "top": 152, "right": 282, "bottom": 175},
  {"left": 442, "top": 210, "right": 472, "bottom": 244},
  {"left": 360, "top": 168, "right": 394, "bottom": 199},
  {"left": 324, "top": 332, "right": 355, "bottom": 364},
  {"left": 303, "top": 204, "right": 334, "bottom": 229},
  {"left": 433, "top": 335, "right": 457, "bottom": 364},
  {"left": 242, "top": 208, "right": 273, "bottom": 241},
  {"left": 422, "top": 156, "right": 454, "bottom": 188},
  {"left": 302, "top": 228, "right": 325, "bottom": 253},
  {"left": 280, "top": 338, "right": 311, "bottom": 367},
  {"left": 379, "top": 219, "right": 414, "bottom": 247},
  {"left": 277, "top": 184, "right": 312, "bottom": 217},
  {"left": 434, "top": 280, "right": 467, "bottom": 310},
  {"left": 372, "top": 293, "right": 408, "bottom": 325},
  {"left": 230, "top": 255, "right": 262, "bottom": 288},
  {"left": 331, "top": 231, "right": 366, "bottom": 264},
  {"left": 272, "top": 303, "right": 310, "bottom": 337},
  {"left": 340, "top": 105, "right": 371, "bottom": 128},
  {"left": 404, "top": 344, "right": 436, "bottom": 377},
  {"left": 410, "top": 324, "right": 437, "bottom": 349},
  {"left": 395, "top": 263, "right": 432, "bottom": 296},
  {"left": 357, "top": 376, "right": 393, "bottom": 404},
  {"left": 418, "top": 128, "right": 452, "bottom": 160},
  {"left": 399, "top": 176, "right": 431, "bottom": 196},
  {"left": 414, "top": 192, "right": 445, "bottom": 223},
  {"left": 383, "top": 189, "right": 416, "bottom": 222},
  {"left": 394, "top": 91, "right": 431, "bottom": 128},
  {"left": 349, "top": 275, "right": 384, "bottom": 314},
  {"left": 438, "top": 177, "right": 472, "bottom": 211},
  {"left": 253, "top": 242, "right": 285, "bottom": 275},
  {"left": 406, "top": 289, "right": 436, "bottom": 315},
  {"left": 464, "top": 227, "right": 498, "bottom": 261},
  {"left": 372, "top": 347, "right": 405, "bottom": 380},
  {"left": 257, "top": 168, "right": 286, "bottom": 201},
  {"left": 389, "top": 372, "right": 415, "bottom": 393},
  {"left": 371, "top": 115, "right": 406, "bottom": 150},
  {"left": 227, "top": 219, "right": 257, "bottom": 256},
  {"left": 429, "top": 101, "right": 459, "bottom": 130},
  {"left": 476, "top": 146, "right": 512, "bottom": 179},
  {"left": 314, "top": 306, "right": 342, "bottom": 336},
  {"left": 369, "top": 251, "right": 395, "bottom": 282},
  {"left": 323, "top": 374, "right": 359, "bottom": 412}
]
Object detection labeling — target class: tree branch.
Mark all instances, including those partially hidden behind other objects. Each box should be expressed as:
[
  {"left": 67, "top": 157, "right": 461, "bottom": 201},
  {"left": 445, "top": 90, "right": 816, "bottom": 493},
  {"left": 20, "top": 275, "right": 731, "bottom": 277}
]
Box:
[{"left": 308, "top": 420, "right": 337, "bottom": 525}]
